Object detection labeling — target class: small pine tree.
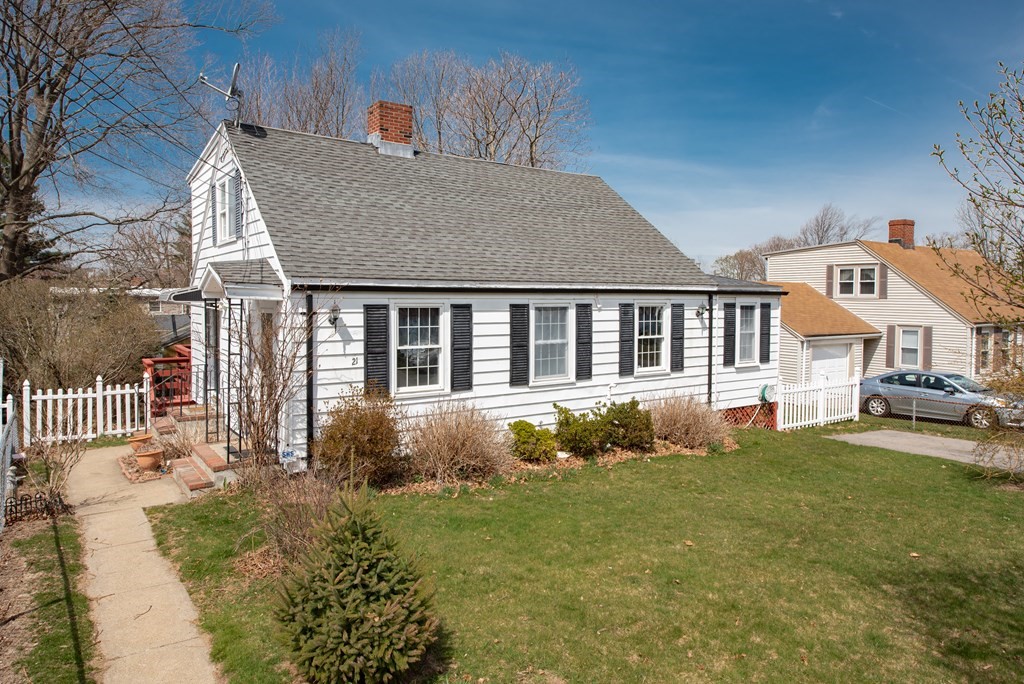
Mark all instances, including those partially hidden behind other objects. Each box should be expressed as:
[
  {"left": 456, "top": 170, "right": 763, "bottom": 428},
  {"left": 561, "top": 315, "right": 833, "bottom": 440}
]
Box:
[{"left": 276, "top": 487, "right": 439, "bottom": 683}]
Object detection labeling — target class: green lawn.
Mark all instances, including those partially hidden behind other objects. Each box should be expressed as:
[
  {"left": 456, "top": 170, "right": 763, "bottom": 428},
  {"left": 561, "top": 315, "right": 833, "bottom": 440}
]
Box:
[
  {"left": 148, "top": 428, "right": 1024, "bottom": 682},
  {"left": 12, "top": 518, "right": 98, "bottom": 684}
]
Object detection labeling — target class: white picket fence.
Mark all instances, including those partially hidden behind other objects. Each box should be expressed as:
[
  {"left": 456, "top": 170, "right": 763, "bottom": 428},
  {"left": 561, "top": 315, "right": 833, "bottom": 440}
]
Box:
[
  {"left": 778, "top": 376, "right": 860, "bottom": 430},
  {"left": 21, "top": 375, "right": 151, "bottom": 446}
]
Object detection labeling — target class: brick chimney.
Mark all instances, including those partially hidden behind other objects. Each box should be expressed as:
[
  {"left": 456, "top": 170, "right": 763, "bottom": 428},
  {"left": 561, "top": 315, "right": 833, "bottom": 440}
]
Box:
[
  {"left": 888, "top": 218, "right": 915, "bottom": 249},
  {"left": 367, "top": 101, "right": 414, "bottom": 158}
]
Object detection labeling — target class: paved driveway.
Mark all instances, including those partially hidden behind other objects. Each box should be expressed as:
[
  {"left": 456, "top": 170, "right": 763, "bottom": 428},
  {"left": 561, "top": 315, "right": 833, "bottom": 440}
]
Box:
[{"left": 829, "top": 429, "right": 979, "bottom": 464}]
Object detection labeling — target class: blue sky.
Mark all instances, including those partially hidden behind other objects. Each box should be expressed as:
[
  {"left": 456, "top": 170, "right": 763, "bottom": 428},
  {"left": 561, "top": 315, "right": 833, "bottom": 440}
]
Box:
[{"left": 198, "top": 0, "right": 1024, "bottom": 265}]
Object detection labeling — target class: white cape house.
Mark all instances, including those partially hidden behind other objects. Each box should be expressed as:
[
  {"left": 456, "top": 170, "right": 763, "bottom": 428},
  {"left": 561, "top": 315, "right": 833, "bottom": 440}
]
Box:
[{"left": 172, "top": 101, "right": 782, "bottom": 464}]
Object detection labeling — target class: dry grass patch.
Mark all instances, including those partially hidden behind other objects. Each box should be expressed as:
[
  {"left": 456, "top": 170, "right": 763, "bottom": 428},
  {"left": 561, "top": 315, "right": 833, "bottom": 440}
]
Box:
[
  {"left": 650, "top": 394, "right": 731, "bottom": 449},
  {"left": 408, "top": 402, "right": 512, "bottom": 484}
]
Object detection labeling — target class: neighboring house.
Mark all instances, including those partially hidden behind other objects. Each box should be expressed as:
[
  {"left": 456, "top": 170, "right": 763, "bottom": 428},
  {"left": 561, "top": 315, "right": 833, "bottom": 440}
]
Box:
[
  {"left": 765, "top": 219, "right": 1020, "bottom": 379},
  {"left": 172, "top": 101, "right": 782, "bottom": 463},
  {"left": 763, "top": 281, "right": 880, "bottom": 384}
]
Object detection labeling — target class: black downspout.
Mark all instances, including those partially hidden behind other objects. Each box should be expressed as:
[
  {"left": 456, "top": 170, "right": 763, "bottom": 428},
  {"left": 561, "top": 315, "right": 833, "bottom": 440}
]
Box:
[
  {"left": 305, "top": 292, "right": 315, "bottom": 466},
  {"left": 706, "top": 293, "right": 714, "bottom": 406}
]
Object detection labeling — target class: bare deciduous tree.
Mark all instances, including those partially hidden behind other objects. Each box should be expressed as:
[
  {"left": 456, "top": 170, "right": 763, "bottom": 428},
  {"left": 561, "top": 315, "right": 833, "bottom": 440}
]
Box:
[
  {"left": 934, "top": 60, "right": 1024, "bottom": 409},
  {"left": 241, "top": 30, "right": 365, "bottom": 140},
  {"left": 798, "top": 203, "right": 879, "bottom": 245},
  {"left": 104, "top": 209, "right": 192, "bottom": 288},
  {"left": 377, "top": 51, "right": 590, "bottom": 170},
  {"left": 0, "top": 278, "right": 160, "bottom": 393},
  {"left": 711, "top": 206, "right": 878, "bottom": 282},
  {"left": 0, "top": 0, "right": 270, "bottom": 281}
]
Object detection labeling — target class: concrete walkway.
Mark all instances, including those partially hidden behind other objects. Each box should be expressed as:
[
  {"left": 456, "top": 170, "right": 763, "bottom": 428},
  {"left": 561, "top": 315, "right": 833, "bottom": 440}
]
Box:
[
  {"left": 829, "top": 429, "right": 979, "bottom": 464},
  {"left": 66, "top": 445, "right": 220, "bottom": 684}
]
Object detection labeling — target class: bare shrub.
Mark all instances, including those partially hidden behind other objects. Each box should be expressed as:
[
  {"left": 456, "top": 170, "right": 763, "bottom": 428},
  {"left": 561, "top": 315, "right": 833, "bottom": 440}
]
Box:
[
  {"left": 23, "top": 422, "right": 85, "bottom": 508},
  {"left": 236, "top": 461, "right": 344, "bottom": 558},
  {"left": 408, "top": 402, "right": 511, "bottom": 484},
  {"left": 649, "top": 394, "right": 730, "bottom": 450},
  {"left": 315, "top": 388, "right": 406, "bottom": 487},
  {"left": 972, "top": 429, "right": 1024, "bottom": 481},
  {"left": 156, "top": 422, "right": 200, "bottom": 462}
]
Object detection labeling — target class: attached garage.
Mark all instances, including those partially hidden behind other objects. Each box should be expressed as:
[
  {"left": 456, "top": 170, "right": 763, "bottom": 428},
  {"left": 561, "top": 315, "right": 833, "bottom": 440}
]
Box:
[{"left": 767, "top": 281, "right": 881, "bottom": 385}]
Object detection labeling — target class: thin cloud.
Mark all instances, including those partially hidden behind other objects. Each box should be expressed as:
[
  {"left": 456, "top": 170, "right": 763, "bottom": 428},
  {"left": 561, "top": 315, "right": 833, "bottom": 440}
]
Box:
[{"left": 864, "top": 96, "right": 908, "bottom": 117}]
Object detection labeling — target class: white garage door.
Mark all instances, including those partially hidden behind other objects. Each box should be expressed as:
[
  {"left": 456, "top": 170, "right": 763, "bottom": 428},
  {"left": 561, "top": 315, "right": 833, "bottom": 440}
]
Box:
[{"left": 811, "top": 343, "right": 851, "bottom": 383}]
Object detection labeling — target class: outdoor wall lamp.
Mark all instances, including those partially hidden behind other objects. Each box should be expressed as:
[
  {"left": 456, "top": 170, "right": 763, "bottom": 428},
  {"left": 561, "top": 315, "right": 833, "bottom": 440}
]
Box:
[
  {"left": 328, "top": 304, "right": 340, "bottom": 327},
  {"left": 695, "top": 304, "right": 708, "bottom": 318}
]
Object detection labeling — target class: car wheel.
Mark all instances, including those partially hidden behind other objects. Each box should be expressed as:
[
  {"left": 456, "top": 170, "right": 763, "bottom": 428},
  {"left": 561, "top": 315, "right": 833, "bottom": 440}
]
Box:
[
  {"left": 968, "top": 407, "right": 996, "bottom": 430},
  {"left": 865, "top": 396, "right": 890, "bottom": 417}
]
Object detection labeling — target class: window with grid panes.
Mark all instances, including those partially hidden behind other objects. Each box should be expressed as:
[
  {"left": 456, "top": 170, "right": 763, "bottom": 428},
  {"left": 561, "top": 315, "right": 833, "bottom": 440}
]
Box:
[
  {"left": 396, "top": 307, "right": 441, "bottom": 389},
  {"left": 534, "top": 306, "right": 568, "bottom": 379},
  {"left": 636, "top": 305, "right": 665, "bottom": 369},
  {"left": 738, "top": 304, "right": 756, "bottom": 363}
]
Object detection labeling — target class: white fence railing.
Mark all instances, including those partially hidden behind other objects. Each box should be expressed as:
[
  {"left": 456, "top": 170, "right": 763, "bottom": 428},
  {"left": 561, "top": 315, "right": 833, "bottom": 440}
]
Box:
[
  {"left": 1, "top": 394, "right": 18, "bottom": 534},
  {"left": 778, "top": 376, "right": 860, "bottom": 430},
  {"left": 21, "top": 375, "right": 151, "bottom": 446}
]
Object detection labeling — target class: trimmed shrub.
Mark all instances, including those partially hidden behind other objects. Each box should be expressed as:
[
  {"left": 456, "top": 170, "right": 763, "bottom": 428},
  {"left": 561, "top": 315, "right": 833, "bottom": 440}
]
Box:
[
  {"left": 597, "top": 398, "right": 655, "bottom": 453},
  {"left": 276, "top": 487, "right": 439, "bottom": 683},
  {"left": 508, "top": 420, "right": 558, "bottom": 462},
  {"left": 650, "top": 394, "right": 730, "bottom": 449},
  {"left": 315, "top": 388, "right": 406, "bottom": 487},
  {"left": 408, "top": 402, "right": 512, "bottom": 484},
  {"left": 553, "top": 404, "right": 606, "bottom": 460}
]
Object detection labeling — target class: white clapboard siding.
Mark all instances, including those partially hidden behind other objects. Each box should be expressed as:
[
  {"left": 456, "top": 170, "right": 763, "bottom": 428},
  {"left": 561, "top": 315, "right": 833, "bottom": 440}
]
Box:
[
  {"left": 766, "top": 243, "right": 974, "bottom": 377},
  {"left": 779, "top": 326, "right": 803, "bottom": 384},
  {"left": 256, "top": 290, "right": 781, "bottom": 454},
  {"left": 20, "top": 376, "right": 151, "bottom": 446}
]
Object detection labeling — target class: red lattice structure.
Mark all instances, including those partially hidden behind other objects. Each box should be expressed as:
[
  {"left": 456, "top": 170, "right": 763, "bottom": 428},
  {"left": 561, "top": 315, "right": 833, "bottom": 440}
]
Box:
[{"left": 720, "top": 402, "right": 777, "bottom": 430}]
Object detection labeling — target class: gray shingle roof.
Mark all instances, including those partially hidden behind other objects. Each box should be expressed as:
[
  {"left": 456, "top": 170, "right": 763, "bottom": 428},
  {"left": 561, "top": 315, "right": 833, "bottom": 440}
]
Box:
[
  {"left": 210, "top": 258, "right": 281, "bottom": 286},
  {"left": 711, "top": 275, "right": 784, "bottom": 293},
  {"left": 225, "top": 124, "right": 715, "bottom": 290}
]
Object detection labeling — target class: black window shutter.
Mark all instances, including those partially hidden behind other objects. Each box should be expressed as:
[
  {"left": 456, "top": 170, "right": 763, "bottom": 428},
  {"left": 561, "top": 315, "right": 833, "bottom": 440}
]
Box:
[
  {"left": 619, "top": 303, "right": 634, "bottom": 377},
  {"left": 759, "top": 302, "right": 772, "bottom": 364},
  {"left": 509, "top": 304, "right": 529, "bottom": 386},
  {"left": 233, "top": 168, "right": 243, "bottom": 239},
  {"left": 210, "top": 182, "right": 218, "bottom": 246},
  {"left": 364, "top": 304, "right": 389, "bottom": 393},
  {"left": 723, "top": 303, "right": 736, "bottom": 367},
  {"left": 670, "top": 304, "right": 685, "bottom": 372},
  {"left": 576, "top": 304, "right": 592, "bottom": 380},
  {"left": 451, "top": 304, "right": 473, "bottom": 391}
]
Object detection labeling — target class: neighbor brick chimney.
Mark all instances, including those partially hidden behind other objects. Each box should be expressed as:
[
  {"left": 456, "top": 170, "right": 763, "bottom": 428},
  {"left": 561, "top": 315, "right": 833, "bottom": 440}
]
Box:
[
  {"left": 888, "top": 218, "right": 915, "bottom": 249},
  {"left": 367, "top": 101, "right": 414, "bottom": 157}
]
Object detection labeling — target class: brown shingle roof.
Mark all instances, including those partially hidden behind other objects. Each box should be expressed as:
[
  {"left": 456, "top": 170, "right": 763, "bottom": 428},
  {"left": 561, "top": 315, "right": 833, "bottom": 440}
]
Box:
[
  {"left": 764, "top": 281, "right": 880, "bottom": 338},
  {"left": 859, "top": 241, "right": 1019, "bottom": 324}
]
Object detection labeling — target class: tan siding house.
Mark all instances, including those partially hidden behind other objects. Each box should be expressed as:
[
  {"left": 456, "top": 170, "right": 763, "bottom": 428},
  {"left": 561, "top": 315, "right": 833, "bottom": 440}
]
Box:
[{"left": 765, "top": 219, "right": 1019, "bottom": 380}]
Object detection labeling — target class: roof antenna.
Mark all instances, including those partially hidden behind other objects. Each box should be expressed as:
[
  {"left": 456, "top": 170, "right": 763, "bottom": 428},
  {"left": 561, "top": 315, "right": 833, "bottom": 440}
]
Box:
[{"left": 199, "top": 63, "right": 243, "bottom": 127}]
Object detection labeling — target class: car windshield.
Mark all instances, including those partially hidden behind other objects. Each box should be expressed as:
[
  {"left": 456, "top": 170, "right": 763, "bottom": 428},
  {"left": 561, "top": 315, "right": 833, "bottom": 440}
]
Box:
[{"left": 945, "top": 374, "right": 990, "bottom": 393}]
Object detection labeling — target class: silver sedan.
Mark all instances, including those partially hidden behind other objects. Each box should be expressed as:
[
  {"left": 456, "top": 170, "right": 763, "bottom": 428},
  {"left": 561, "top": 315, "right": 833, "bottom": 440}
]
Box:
[{"left": 860, "top": 370, "right": 1024, "bottom": 429}]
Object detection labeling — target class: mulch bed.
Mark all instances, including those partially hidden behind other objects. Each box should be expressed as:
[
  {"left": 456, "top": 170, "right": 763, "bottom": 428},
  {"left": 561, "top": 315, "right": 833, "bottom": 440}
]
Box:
[{"left": 117, "top": 454, "right": 168, "bottom": 484}]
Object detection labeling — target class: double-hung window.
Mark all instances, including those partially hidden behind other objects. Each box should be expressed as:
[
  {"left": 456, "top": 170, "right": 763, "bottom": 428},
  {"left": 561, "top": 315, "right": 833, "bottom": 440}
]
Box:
[
  {"left": 738, "top": 304, "right": 757, "bottom": 364},
  {"left": 534, "top": 306, "right": 569, "bottom": 380},
  {"left": 216, "top": 176, "right": 234, "bottom": 242},
  {"left": 396, "top": 307, "right": 441, "bottom": 390},
  {"left": 900, "top": 327, "right": 920, "bottom": 368},
  {"left": 636, "top": 305, "right": 666, "bottom": 371},
  {"left": 837, "top": 265, "right": 877, "bottom": 297}
]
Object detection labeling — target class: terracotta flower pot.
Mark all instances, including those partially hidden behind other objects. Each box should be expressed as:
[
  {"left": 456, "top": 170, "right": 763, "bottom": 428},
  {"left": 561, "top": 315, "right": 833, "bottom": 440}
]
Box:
[{"left": 135, "top": 450, "right": 162, "bottom": 472}]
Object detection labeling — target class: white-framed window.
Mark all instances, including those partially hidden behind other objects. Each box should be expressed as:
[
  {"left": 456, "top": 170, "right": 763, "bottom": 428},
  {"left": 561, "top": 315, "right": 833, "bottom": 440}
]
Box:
[
  {"left": 738, "top": 304, "right": 757, "bottom": 364},
  {"left": 636, "top": 304, "right": 667, "bottom": 371},
  {"left": 396, "top": 306, "right": 442, "bottom": 391},
  {"left": 900, "top": 327, "right": 921, "bottom": 368},
  {"left": 533, "top": 305, "right": 569, "bottom": 380},
  {"left": 216, "top": 175, "right": 234, "bottom": 242},
  {"left": 836, "top": 265, "right": 877, "bottom": 297}
]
